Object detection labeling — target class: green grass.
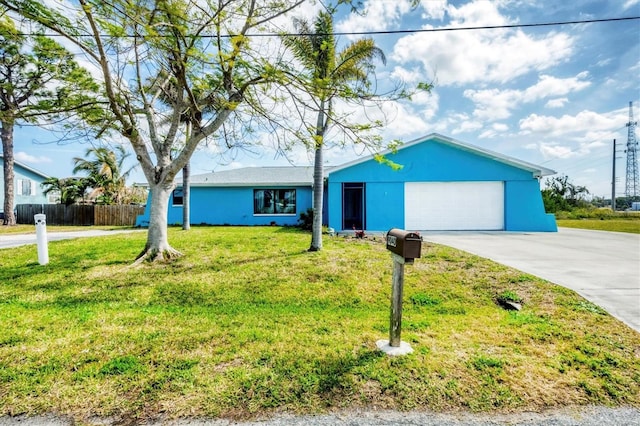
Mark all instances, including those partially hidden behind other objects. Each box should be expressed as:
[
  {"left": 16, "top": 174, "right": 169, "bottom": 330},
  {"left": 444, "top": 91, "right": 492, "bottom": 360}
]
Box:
[
  {"left": 1, "top": 227, "right": 639, "bottom": 424},
  {"left": 557, "top": 219, "right": 640, "bottom": 234}
]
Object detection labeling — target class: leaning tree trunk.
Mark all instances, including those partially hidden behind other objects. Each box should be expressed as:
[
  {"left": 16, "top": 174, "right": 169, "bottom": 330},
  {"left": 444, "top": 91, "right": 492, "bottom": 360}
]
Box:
[
  {"left": 135, "top": 182, "right": 182, "bottom": 263},
  {"left": 1, "top": 119, "right": 16, "bottom": 226}
]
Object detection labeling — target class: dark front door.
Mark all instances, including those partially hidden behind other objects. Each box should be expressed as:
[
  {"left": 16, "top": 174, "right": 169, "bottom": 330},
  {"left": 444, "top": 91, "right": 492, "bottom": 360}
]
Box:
[{"left": 342, "top": 182, "right": 365, "bottom": 230}]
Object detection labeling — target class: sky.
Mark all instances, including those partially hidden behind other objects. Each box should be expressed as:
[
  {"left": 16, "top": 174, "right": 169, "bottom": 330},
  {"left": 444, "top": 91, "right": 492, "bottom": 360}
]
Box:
[{"left": 10, "top": 0, "right": 640, "bottom": 199}]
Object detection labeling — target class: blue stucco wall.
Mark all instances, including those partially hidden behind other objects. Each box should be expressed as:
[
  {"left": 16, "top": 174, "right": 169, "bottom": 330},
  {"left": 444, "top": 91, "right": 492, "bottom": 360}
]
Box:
[
  {"left": 327, "top": 138, "right": 556, "bottom": 232},
  {"left": 137, "top": 185, "right": 313, "bottom": 227},
  {"left": 505, "top": 180, "right": 557, "bottom": 231},
  {"left": 0, "top": 160, "right": 48, "bottom": 213}
]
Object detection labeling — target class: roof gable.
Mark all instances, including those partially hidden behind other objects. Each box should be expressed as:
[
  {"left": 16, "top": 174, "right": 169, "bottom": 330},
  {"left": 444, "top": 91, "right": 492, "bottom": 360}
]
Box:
[
  {"left": 0, "top": 155, "right": 50, "bottom": 180},
  {"left": 327, "top": 133, "right": 556, "bottom": 178}
]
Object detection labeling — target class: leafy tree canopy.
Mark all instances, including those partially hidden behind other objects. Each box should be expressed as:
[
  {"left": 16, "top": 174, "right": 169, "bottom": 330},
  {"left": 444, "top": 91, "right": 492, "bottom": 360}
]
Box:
[
  {"left": 1, "top": 13, "right": 105, "bottom": 225},
  {"left": 0, "top": 0, "right": 306, "bottom": 260},
  {"left": 542, "top": 175, "right": 590, "bottom": 213}
]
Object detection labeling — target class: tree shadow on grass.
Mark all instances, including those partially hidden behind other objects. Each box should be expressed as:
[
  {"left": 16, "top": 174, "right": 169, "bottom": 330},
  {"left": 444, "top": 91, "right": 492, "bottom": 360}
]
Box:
[{"left": 232, "top": 347, "right": 387, "bottom": 413}]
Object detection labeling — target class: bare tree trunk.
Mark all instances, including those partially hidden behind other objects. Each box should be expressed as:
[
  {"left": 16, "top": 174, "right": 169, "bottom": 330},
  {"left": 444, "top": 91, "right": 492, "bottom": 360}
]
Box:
[
  {"left": 309, "top": 102, "right": 325, "bottom": 252},
  {"left": 1, "top": 119, "right": 16, "bottom": 226},
  {"left": 135, "top": 182, "right": 181, "bottom": 263},
  {"left": 309, "top": 145, "right": 324, "bottom": 251},
  {"left": 182, "top": 161, "right": 190, "bottom": 230}
]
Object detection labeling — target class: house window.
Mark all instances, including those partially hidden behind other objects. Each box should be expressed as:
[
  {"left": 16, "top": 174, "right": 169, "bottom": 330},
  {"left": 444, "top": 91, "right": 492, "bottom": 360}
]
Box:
[
  {"left": 16, "top": 179, "right": 35, "bottom": 196},
  {"left": 172, "top": 187, "right": 183, "bottom": 206},
  {"left": 254, "top": 189, "right": 296, "bottom": 215}
]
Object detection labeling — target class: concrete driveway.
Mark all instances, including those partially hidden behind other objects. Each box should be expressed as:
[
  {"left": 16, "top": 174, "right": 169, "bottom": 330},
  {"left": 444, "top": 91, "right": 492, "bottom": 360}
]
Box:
[{"left": 422, "top": 228, "right": 640, "bottom": 333}]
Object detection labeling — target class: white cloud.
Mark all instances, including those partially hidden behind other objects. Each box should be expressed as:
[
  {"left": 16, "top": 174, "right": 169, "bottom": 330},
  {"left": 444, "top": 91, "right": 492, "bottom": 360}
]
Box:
[
  {"left": 464, "top": 73, "right": 590, "bottom": 121},
  {"left": 463, "top": 88, "right": 515, "bottom": 120},
  {"left": 623, "top": 0, "right": 640, "bottom": 10},
  {"left": 389, "top": 66, "right": 424, "bottom": 84},
  {"left": 595, "top": 58, "right": 612, "bottom": 67},
  {"left": 451, "top": 117, "right": 483, "bottom": 135},
  {"left": 545, "top": 98, "right": 568, "bottom": 108},
  {"left": 375, "top": 101, "right": 432, "bottom": 139},
  {"left": 478, "top": 123, "right": 508, "bottom": 139},
  {"left": 15, "top": 152, "right": 52, "bottom": 164},
  {"left": 335, "top": 0, "right": 415, "bottom": 34},
  {"left": 391, "top": 2, "right": 575, "bottom": 86},
  {"left": 419, "top": 0, "right": 448, "bottom": 20},
  {"left": 446, "top": 0, "right": 510, "bottom": 26},
  {"left": 517, "top": 107, "right": 626, "bottom": 163},
  {"left": 539, "top": 144, "right": 576, "bottom": 159},
  {"left": 522, "top": 73, "right": 590, "bottom": 102},
  {"left": 518, "top": 109, "right": 621, "bottom": 137}
]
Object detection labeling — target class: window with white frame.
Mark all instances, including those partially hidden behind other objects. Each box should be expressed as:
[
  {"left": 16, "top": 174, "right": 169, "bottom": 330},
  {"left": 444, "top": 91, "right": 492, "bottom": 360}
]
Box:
[{"left": 16, "top": 179, "right": 36, "bottom": 196}]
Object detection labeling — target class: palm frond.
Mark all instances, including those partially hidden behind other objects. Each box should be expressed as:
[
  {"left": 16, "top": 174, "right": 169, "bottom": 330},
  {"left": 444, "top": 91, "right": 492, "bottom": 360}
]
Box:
[{"left": 332, "top": 38, "right": 385, "bottom": 85}]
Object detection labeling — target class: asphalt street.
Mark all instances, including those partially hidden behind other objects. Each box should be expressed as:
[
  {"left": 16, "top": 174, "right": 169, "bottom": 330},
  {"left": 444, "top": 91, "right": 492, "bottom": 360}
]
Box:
[
  {"left": 422, "top": 227, "right": 640, "bottom": 332},
  {"left": 0, "top": 229, "right": 143, "bottom": 250}
]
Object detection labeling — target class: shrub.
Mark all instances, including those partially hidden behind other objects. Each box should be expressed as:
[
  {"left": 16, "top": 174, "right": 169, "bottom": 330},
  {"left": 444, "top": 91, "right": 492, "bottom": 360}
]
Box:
[{"left": 298, "top": 208, "right": 313, "bottom": 231}]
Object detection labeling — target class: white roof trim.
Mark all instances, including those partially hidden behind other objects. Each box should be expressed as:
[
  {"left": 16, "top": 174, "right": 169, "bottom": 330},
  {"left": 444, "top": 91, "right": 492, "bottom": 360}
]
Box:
[
  {"left": 0, "top": 155, "right": 50, "bottom": 179},
  {"left": 327, "top": 133, "right": 556, "bottom": 178},
  {"left": 187, "top": 181, "right": 312, "bottom": 187}
]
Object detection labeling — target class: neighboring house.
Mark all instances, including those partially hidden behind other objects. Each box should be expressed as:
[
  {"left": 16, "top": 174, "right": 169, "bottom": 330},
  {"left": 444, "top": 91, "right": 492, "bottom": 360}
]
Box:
[
  {"left": 136, "top": 133, "right": 557, "bottom": 232},
  {"left": 0, "top": 155, "right": 50, "bottom": 216}
]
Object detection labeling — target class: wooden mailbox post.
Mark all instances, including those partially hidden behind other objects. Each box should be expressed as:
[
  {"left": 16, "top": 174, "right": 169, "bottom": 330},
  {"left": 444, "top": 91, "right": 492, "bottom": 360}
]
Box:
[{"left": 376, "top": 228, "right": 422, "bottom": 356}]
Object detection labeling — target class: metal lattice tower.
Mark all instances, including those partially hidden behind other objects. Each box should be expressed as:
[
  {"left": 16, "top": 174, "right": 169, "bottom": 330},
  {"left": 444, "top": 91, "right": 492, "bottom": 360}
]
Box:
[{"left": 625, "top": 101, "right": 639, "bottom": 198}]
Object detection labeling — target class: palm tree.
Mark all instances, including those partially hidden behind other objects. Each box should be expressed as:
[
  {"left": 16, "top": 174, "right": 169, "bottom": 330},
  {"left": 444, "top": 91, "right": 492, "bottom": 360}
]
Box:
[
  {"left": 72, "top": 146, "right": 133, "bottom": 204},
  {"left": 283, "top": 10, "right": 386, "bottom": 251},
  {"left": 41, "top": 177, "right": 91, "bottom": 206}
]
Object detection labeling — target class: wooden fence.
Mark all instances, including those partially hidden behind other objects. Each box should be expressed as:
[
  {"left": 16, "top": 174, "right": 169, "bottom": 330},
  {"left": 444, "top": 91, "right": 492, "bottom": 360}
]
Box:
[{"left": 16, "top": 204, "right": 145, "bottom": 226}]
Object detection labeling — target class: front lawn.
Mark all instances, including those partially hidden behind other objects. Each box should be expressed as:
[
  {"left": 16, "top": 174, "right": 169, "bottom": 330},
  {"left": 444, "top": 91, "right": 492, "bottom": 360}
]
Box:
[
  {"left": 1, "top": 227, "right": 638, "bottom": 424},
  {"left": 557, "top": 219, "right": 640, "bottom": 234}
]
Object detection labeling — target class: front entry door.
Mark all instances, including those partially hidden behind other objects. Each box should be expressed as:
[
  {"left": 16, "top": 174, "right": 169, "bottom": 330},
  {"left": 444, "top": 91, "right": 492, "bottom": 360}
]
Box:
[{"left": 342, "top": 183, "right": 365, "bottom": 230}]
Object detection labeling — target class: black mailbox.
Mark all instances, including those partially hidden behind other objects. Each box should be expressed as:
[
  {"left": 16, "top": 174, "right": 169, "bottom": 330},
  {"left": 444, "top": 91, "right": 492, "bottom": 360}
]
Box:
[{"left": 386, "top": 228, "right": 422, "bottom": 261}]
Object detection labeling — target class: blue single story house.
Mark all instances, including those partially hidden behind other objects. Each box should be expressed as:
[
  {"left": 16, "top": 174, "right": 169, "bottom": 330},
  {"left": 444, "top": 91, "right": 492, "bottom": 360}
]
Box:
[
  {"left": 138, "top": 166, "right": 316, "bottom": 227},
  {"left": 136, "top": 133, "right": 557, "bottom": 232},
  {"left": 0, "top": 155, "right": 50, "bottom": 217}
]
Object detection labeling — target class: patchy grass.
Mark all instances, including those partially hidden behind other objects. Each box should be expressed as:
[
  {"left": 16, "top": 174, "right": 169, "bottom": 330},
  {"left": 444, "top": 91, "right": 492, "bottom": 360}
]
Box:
[
  {"left": 0, "top": 227, "right": 638, "bottom": 425},
  {"left": 557, "top": 219, "right": 640, "bottom": 234}
]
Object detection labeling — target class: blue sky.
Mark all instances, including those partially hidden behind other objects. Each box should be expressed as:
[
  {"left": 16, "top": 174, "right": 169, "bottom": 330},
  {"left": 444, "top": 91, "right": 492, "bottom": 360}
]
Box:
[{"left": 11, "top": 0, "right": 640, "bottom": 198}]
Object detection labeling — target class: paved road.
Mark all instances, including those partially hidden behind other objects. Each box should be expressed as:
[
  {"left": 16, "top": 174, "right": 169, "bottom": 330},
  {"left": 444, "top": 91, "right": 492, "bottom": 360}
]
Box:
[
  {"left": 0, "top": 229, "right": 143, "bottom": 250},
  {"left": 422, "top": 228, "right": 640, "bottom": 332},
  {"left": 2, "top": 406, "right": 639, "bottom": 425}
]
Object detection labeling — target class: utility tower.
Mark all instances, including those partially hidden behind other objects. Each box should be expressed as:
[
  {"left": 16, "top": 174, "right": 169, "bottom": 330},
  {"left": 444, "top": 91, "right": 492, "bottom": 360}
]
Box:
[{"left": 625, "top": 101, "right": 639, "bottom": 198}]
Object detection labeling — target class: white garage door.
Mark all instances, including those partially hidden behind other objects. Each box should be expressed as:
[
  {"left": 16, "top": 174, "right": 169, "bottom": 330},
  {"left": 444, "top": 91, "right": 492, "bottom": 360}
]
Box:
[{"left": 405, "top": 181, "right": 504, "bottom": 230}]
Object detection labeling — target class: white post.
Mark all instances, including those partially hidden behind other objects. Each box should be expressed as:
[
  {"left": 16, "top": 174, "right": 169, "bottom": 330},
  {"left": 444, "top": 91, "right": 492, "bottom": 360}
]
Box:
[{"left": 34, "top": 213, "right": 49, "bottom": 265}]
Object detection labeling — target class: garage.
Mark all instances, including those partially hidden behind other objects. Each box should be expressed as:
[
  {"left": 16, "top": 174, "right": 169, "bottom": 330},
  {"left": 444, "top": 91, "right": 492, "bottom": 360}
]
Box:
[
  {"left": 326, "top": 133, "right": 557, "bottom": 232},
  {"left": 405, "top": 181, "right": 504, "bottom": 231}
]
